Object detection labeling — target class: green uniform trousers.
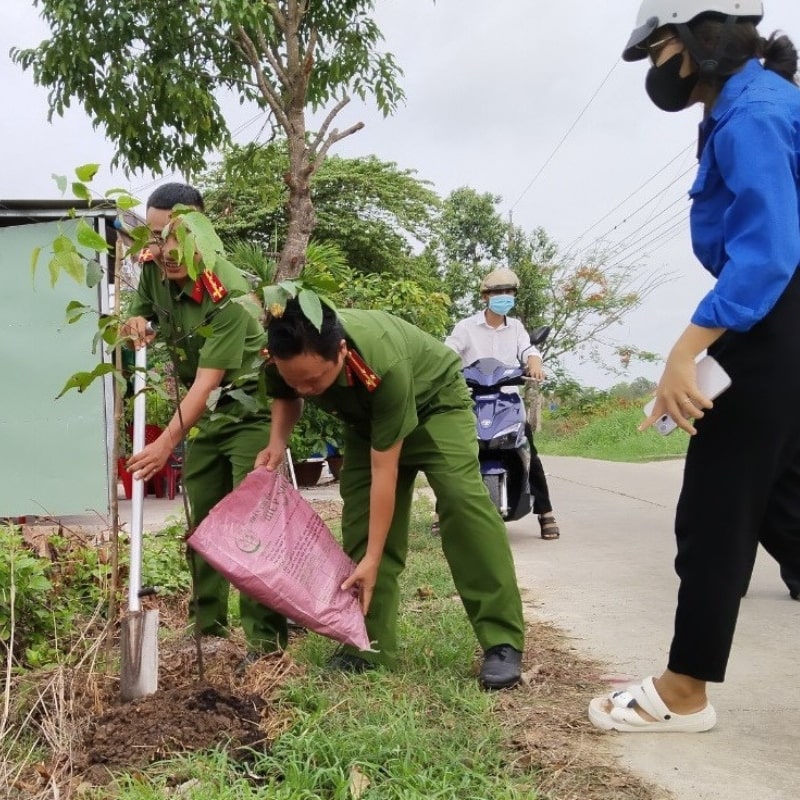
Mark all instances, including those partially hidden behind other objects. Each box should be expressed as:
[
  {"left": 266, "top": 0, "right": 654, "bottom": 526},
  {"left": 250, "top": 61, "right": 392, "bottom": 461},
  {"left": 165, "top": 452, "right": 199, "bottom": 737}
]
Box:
[
  {"left": 339, "top": 407, "right": 525, "bottom": 667},
  {"left": 184, "top": 412, "right": 288, "bottom": 652}
]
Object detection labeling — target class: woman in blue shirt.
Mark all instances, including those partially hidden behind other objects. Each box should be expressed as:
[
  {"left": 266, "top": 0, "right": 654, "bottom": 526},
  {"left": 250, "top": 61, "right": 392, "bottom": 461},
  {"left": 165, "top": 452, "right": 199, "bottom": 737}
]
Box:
[{"left": 590, "top": 0, "right": 800, "bottom": 733}]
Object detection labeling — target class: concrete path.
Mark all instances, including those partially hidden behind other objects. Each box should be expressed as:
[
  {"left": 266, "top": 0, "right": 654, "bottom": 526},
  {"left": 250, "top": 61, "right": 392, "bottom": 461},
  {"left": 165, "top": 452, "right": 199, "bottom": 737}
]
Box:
[{"left": 509, "top": 455, "right": 799, "bottom": 800}]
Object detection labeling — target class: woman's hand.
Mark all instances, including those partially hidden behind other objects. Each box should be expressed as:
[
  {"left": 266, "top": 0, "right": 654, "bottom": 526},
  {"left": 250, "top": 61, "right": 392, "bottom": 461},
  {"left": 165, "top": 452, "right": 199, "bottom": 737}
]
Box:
[
  {"left": 341, "top": 556, "right": 381, "bottom": 615},
  {"left": 641, "top": 350, "right": 713, "bottom": 435}
]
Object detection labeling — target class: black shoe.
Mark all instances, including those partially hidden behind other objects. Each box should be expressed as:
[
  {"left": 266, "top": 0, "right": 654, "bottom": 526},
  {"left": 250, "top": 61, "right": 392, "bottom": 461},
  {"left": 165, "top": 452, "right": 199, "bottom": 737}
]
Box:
[
  {"left": 790, "top": 590, "right": 799, "bottom": 601},
  {"left": 326, "top": 651, "right": 377, "bottom": 673},
  {"left": 480, "top": 644, "right": 522, "bottom": 690}
]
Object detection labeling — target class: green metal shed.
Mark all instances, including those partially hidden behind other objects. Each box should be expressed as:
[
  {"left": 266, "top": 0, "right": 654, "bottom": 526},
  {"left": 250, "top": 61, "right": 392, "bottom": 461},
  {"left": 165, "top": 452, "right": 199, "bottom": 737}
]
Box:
[{"left": 0, "top": 200, "right": 132, "bottom": 520}]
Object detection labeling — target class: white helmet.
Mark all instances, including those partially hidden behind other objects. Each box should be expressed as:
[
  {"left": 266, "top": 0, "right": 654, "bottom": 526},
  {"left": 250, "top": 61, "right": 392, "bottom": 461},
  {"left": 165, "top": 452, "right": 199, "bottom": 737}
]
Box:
[
  {"left": 480, "top": 268, "right": 520, "bottom": 293},
  {"left": 622, "top": 0, "right": 763, "bottom": 61}
]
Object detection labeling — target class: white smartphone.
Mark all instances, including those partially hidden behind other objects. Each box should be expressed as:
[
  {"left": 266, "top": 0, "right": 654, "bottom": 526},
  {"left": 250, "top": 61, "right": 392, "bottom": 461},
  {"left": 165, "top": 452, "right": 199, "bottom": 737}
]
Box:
[{"left": 643, "top": 355, "right": 732, "bottom": 436}]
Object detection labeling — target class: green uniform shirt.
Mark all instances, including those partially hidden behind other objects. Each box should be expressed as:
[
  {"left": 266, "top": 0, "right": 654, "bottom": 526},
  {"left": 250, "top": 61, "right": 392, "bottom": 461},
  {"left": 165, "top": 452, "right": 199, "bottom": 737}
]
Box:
[
  {"left": 265, "top": 309, "right": 470, "bottom": 451},
  {"left": 129, "top": 259, "right": 265, "bottom": 397}
]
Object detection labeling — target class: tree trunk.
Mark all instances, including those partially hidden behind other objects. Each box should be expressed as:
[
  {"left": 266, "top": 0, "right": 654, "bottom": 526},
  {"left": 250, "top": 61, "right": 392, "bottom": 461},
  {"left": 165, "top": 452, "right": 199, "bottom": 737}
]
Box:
[
  {"left": 276, "top": 122, "right": 315, "bottom": 281},
  {"left": 524, "top": 381, "right": 543, "bottom": 433},
  {"left": 237, "top": 6, "right": 364, "bottom": 282}
]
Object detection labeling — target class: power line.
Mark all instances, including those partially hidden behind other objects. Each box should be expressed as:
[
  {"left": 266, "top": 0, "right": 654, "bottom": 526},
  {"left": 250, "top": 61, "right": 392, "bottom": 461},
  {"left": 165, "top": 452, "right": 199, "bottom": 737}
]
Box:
[
  {"left": 642, "top": 222, "right": 689, "bottom": 258},
  {"left": 609, "top": 207, "right": 688, "bottom": 264},
  {"left": 563, "top": 141, "right": 694, "bottom": 253},
  {"left": 609, "top": 211, "right": 690, "bottom": 269},
  {"left": 509, "top": 59, "right": 620, "bottom": 212},
  {"left": 570, "top": 164, "right": 695, "bottom": 262},
  {"left": 600, "top": 196, "right": 688, "bottom": 260},
  {"left": 129, "top": 110, "right": 269, "bottom": 195}
]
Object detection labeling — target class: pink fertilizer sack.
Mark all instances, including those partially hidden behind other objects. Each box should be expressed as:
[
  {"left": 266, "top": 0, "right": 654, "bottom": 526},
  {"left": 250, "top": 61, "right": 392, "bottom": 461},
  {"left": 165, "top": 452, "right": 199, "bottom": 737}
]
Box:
[{"left": 188, "top": 468, "right": 371, "bottom": 651}]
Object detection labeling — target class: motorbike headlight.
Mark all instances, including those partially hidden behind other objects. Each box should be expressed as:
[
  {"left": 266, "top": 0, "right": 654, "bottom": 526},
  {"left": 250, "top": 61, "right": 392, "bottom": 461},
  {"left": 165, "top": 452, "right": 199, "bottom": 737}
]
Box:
[
  {"left": 487, "top": 424, "right": 522, "bottom": 449},
  {"left": 494, "top": 424, "right": 521, "bottom": 440}
]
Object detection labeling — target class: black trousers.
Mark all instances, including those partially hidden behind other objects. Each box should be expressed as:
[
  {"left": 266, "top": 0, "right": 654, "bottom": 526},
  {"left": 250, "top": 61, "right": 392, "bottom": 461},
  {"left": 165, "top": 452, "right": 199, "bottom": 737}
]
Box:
[
  {"left": 668, "top": 269, "right": 800, "bottom": 682},
  {"left": 525, "top": 423, "right": 553, "bottom": 515}
]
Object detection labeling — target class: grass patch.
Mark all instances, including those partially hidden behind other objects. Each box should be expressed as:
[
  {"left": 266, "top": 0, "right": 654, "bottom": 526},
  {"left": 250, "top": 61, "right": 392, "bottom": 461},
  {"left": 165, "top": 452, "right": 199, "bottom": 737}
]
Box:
[
  {"left": 99, "top": 498, "right": 537, "bottom": 799},
  {"left": 537, "top": 399, "right": 690, "bottom": 462},
  {"left": 4, "top": 495, "right": 661, "bottom": 800}
]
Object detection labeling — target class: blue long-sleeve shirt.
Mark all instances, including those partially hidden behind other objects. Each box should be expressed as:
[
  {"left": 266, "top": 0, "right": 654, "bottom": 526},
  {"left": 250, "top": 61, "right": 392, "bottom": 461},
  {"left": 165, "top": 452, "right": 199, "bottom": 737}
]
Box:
[{"left": 690, "top": 58, "right": 800, "bottom": 331}]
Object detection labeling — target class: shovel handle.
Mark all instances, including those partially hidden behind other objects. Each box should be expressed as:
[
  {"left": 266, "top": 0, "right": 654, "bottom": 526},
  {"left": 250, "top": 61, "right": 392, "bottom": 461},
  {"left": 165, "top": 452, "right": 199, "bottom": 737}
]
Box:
[{"left": 129, "top": 344, "right": 147, "bottom": 613}]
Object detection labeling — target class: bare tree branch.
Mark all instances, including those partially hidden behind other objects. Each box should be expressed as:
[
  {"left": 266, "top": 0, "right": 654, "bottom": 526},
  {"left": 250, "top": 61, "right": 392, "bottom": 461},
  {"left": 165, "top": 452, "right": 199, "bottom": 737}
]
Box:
[
  {"left": 264, "top": 0, "right": 286, "bottom": 33},
  {"left": 255, "top": 26, "right": 289, "bottom": 87},
  {"left": 235, "top": 25, "right": 291, "bottom": 133},
  {"left": 310, "top": 95, "right": 351, "bottom": 153},
  {"left": 315, "top": 122, "right": 366, "bottom": 167}
]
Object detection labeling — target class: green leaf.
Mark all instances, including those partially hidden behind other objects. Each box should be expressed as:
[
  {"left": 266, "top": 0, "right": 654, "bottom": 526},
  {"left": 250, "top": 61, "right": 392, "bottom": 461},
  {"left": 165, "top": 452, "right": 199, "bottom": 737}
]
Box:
[
  {"left": 298, "top": 289, "right": 323, "bottom": 332},
  {"left": 85, "top": 259, "right": 103, "bottom": 288},
  {"left": 71, "top": 182, "right": 91, "bottom": 201},
  {"left": 50, "top": 251, "right": 85, "bottom": 286},
  {"left": 226, "top": 389, "right": 259, "bottom": 413},
  {"left": 52, "top": 173, "right": 67, "bottom": 195},
  {"left": 55, "top": 363, "right": 117, "bottom": 398},
  {"left": 115, "top": 194, "right": 141, "bottom": 210},
  {"left": 76, "top": 219, "right": 109, "bottom": 251},
  {"left": 101, "top": 324, "right": 117, "bottom": 346},
  {"left": 48, "top": 258, "right": 60, "bottom": 288},
  {"left": 231, "top": 293, "right": 264, "bottom": 321},
  {"left": 55, "top": 371, "right": 94, "bottom": 398},
  {"left": 127, "top": 225, "right": 151, "bottom": 254},
  {"left": 30, "top": 246, "right": 42, "bottom": 282},
  {"left": 278, "top": 280, "right": 299, "bottom": 298},
  {"left": 75, "top": 163, "right": 100, "bottom": 182},
  {"left": 182, "top": 211, "right": 223, "bottom": 270},
  {"left": 308, "top": 272, "right": 338, "bottom": 294},
  {"left": 52, "top": 234, "right": 74, "bottom": 254},
  {"left": 176, "top": 226, "right": 198, "bottom": 279},
  {"left": 262, "top": 284, "right": 290, "bottom": 313},
  {"left": 65, "top": 301, "right": 92, "bottom": 323}
]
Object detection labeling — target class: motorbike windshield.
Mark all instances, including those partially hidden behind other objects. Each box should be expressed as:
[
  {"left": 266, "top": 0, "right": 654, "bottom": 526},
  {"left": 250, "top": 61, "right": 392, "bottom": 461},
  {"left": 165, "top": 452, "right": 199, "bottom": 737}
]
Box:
[{"left": 463, "top": 357, "right": 526, "bottom": 391}]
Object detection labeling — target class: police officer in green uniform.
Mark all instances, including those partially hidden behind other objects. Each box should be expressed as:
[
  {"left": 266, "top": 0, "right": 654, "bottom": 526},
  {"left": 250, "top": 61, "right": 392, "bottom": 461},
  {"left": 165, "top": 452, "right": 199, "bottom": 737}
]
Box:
[
  {"left": 124, "top": 183, "right": 287, "bottom": 656},
  {"left": 256, "top": 299, "right": 525, "bottom": 689}
]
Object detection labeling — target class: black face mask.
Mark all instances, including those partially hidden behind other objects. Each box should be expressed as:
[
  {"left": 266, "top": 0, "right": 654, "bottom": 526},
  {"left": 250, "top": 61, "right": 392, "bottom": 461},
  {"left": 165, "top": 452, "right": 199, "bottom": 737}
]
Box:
[{"left": 645, "top": 53, "right": 698, "bottom": 112}]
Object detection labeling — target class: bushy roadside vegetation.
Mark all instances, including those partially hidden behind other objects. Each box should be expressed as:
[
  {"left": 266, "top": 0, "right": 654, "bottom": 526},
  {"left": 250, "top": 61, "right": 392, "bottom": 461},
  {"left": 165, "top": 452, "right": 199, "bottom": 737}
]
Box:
[
  {"left": 0, "top": 517, "right": 189, "bottom": 672},
  {"left": 536, "top": 379, "right": 690, "bottom": 462}
]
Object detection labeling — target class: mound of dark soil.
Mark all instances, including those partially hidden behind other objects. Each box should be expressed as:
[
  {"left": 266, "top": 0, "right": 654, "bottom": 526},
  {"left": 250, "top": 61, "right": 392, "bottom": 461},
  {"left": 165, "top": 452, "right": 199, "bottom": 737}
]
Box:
[{"left": 78, "top": 637, "right": 300, "bottom": 786}]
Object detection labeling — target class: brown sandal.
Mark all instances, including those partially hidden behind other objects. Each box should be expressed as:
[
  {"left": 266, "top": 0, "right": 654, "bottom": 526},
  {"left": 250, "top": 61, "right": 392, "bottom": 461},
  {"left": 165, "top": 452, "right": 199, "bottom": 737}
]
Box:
[{"left": 539, "top": 514, "right": 560, "bottom": 540}]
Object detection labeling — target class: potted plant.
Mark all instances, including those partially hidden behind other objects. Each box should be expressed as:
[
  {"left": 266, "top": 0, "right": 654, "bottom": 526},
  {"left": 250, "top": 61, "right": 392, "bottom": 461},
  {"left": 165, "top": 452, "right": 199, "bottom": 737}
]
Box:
[
  {"left": 117, "top": 345, "right": 179, "bottom": 498},
  {"left": 287, "top": 405, "right": 343, "bottom": 486}
]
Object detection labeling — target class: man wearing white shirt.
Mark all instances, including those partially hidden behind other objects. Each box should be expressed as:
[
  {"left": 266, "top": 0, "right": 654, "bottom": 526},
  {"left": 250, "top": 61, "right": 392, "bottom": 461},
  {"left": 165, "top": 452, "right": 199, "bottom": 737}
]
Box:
[{"left": 445, "top": 268, "right": 560, "bottom": 540}]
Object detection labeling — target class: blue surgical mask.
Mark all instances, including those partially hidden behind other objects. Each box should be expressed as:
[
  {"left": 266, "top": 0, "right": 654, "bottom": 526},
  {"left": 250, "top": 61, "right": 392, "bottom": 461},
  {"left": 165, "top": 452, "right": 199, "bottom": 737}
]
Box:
[{"left": 488, "top": 294, "right": 515, "bottom": 315}]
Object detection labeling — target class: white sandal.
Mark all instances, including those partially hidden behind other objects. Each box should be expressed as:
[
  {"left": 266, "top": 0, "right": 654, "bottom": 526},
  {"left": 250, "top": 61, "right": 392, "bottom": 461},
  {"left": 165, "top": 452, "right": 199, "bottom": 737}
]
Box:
[{"left": 588, "top": 676, "right": 716, "bottom": 733}]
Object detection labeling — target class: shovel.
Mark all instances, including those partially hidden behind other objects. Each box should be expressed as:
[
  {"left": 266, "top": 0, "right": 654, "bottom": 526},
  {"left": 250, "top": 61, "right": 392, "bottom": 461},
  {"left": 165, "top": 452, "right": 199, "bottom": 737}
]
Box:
[{"left": 120, "top": 342, "right": 159, "bottom": 700}]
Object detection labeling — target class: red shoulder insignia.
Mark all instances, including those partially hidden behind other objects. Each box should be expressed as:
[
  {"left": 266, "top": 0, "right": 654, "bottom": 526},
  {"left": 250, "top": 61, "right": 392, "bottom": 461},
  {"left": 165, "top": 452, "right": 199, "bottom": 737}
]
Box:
[
  {"left": 345, "top": 349, "right": 381, "bottom": 392},
  {"left": 200, "top": 270, "right": 229, "bottom": 303}
]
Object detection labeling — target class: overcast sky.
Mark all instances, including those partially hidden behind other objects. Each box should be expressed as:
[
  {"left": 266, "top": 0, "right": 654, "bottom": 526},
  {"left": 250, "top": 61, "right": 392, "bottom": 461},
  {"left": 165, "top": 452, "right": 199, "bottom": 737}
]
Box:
[{"left": 3, "top": 0, "right": 800, "bottom": 387}]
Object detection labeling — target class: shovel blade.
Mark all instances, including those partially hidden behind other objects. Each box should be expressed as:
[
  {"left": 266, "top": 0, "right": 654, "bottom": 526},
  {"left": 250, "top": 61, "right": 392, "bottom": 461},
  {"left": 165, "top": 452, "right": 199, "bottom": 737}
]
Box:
[{"left": 120, "top": 609, "right": 159, "bottom": 701}]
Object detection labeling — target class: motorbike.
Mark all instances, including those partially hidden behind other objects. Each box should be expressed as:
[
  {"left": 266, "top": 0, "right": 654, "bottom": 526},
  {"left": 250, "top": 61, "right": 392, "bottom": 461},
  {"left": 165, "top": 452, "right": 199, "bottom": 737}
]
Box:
[{"left": 462, "top": 326, "right": 550, "bottom": 522}]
